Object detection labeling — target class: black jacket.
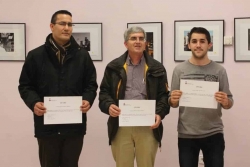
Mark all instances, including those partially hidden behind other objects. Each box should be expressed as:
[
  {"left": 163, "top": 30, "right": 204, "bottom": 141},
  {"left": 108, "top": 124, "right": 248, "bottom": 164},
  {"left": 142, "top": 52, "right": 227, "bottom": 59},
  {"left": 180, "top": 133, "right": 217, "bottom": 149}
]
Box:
[
  {"left": 18, "top": 34, "right": 98, "bottom": 138},
  {"left": 99, "top": 51, "right": 170, "bottom": 146}
]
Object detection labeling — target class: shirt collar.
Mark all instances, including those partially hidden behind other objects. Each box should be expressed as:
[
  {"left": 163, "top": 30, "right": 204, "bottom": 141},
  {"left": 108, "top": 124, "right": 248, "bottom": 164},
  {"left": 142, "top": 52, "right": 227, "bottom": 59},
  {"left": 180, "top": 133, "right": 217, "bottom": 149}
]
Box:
[{"left": 126, "top": 54, "right": 144, "bottom": 66}]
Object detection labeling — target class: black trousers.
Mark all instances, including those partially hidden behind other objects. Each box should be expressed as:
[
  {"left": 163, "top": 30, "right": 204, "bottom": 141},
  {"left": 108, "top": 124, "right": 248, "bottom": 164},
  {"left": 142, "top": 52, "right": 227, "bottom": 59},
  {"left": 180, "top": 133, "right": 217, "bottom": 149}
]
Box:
[
  {"left": 178, "top": 133, "right": 225, "bottom": 167},
  {"left": 37, "top": 135, "right": 84, "bottom": 167}
]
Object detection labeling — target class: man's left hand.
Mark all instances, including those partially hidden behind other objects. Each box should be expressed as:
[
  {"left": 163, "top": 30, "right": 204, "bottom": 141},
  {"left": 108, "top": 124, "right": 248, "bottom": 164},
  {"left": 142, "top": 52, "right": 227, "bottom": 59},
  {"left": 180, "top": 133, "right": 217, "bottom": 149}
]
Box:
[
  {"left": 80, "top": 100, "right": 90, "bottom": 113},
  {"left": 150, "top": 114, "right": 161, "bottom": 129},
  {"left": 215, "top": 91, "right": 228, "bottom": 106}
]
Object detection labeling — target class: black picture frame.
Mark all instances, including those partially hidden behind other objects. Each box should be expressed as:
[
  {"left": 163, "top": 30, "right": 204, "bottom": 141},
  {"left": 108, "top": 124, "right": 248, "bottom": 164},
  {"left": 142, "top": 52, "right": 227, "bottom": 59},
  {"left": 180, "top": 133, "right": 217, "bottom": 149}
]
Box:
[
  {"left": 174, "top": 20, "right": 224, "bottom": 63},
  {"left": 72, "top": 23, "right": 102, "bottom": 61},
  {"left": 127, "top": 22, "right": 163, "bottom": 63},
  {"left": 0, "top": 23, "right": 26, "bottom": 61},
  {"left": 234, "top": 17, "right": 250, "bottom": 62}
]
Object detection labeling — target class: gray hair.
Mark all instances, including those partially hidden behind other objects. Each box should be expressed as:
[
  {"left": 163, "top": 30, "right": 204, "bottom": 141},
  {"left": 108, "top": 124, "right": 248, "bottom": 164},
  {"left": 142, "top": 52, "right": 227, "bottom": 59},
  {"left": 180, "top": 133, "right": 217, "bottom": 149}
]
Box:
[{"left": 124, "top": 26, "right": 146, "bottom": 42}]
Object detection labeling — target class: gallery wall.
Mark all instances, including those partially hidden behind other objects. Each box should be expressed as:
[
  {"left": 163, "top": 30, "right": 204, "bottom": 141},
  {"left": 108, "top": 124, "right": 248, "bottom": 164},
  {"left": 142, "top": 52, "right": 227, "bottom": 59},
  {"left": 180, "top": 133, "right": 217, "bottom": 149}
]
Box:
[{"left": 0, "top": 0, "right": 250, "bottom": 166}]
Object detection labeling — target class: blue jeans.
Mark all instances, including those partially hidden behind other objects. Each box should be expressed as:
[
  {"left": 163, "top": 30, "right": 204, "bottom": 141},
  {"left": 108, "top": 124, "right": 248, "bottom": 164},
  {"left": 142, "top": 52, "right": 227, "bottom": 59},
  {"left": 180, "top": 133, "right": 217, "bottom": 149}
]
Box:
[{"left": 178, "top": 133, "right": 225, "bottom": 167}]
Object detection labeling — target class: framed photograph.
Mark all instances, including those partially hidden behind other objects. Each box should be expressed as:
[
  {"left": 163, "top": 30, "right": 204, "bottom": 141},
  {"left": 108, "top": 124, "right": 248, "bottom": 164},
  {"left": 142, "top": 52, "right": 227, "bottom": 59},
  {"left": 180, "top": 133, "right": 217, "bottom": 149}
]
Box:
[
  {"left": 127, "top": 22, "right": 163, "bottom": 63},
  {"left": 72, "top": 23, "right": 102, "bottom": 61},
  {"left": 174, "top": 20, "right": 224, "bottom": 63},
  {"left": 0, "top": 23, "right": 26, "bottom": 61},
  {"left": 234, "top": 17, "right": 250, "bottom": 62}
]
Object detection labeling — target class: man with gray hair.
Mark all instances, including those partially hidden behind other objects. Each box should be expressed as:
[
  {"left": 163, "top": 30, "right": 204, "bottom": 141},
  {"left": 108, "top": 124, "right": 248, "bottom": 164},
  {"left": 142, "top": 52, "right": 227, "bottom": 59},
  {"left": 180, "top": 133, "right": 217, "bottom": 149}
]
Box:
[{"left": 99, "top": 26, "right": 170, "bottom": 167}]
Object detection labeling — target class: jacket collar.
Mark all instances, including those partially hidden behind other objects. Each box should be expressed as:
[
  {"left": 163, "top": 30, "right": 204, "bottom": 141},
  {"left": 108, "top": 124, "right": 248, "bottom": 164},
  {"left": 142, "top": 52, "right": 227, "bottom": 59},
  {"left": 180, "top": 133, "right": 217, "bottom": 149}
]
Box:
[
  {"left": 107, "top": 50, "right": 163, "bottom": 73},
  {"left": 45, "top": 33, "right": 80, "bottom": 51}
]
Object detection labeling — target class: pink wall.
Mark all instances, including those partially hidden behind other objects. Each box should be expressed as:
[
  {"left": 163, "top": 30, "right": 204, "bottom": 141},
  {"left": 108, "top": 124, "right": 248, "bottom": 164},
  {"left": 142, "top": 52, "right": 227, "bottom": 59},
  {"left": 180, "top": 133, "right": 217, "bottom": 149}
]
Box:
[{"left": 0, "top": 0, "right": 249, "bottom": 166}]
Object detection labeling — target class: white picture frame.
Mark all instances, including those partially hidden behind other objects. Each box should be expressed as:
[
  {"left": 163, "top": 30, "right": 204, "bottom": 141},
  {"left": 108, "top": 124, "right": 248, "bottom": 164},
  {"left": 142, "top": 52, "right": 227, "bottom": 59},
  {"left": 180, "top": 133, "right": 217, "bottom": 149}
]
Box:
[
  {"left": 127, "top": 22, "right": 163, "bottom": 63},
  {"left": 234, "top": 17, "right": 250, "bottom": 62},
  {"left": 0, "top": 23, "right": 26, "bottom": 61},
  {"left": 72, "top": 23, "right": 102, "bottom": 61},
  {"left": 174, "top": 20, "right": 224, "bottom": 63}
]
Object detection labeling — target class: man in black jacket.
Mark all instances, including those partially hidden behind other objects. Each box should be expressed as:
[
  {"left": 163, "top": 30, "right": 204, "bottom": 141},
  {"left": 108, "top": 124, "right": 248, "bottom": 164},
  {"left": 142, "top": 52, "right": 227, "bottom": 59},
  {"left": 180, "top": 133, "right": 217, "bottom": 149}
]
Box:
[
  {"left": 18, "top": 10, "right": 98, "bottom": 167},
  {"left": 99, "top": 26, "right": 170, "bottom": 167}
]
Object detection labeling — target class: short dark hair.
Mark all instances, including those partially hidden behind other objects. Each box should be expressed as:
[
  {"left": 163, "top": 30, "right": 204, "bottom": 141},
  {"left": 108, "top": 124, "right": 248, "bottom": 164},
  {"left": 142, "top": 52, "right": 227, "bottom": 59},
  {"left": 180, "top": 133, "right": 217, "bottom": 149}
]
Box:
[
  {"left": 188, "top": 27, "right": 211, "bottom": 44},
  {"left": 51, "top": 10, "right": 72, "bottom": 23}
]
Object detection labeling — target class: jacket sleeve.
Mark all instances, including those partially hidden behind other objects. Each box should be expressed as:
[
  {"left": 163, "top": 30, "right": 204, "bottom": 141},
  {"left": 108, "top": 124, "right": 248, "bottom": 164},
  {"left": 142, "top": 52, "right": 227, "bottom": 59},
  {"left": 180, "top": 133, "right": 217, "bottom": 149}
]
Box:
[
  {"left": 81, "top": 51, "right": 98, "bottom": 106},
  {"left": 99, "top": 67, "right": 116, "bottom": 115},
  {"left": 18, "top": 52, "right": 42, "bottom": 112},
  {"left": 156, "top": 68, "right": 170, "bottom": 120}
]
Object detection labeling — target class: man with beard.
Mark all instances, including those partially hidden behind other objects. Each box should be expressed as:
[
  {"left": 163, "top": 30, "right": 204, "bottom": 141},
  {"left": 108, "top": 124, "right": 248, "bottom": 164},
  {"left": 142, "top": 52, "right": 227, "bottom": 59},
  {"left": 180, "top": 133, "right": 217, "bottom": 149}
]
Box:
[
  {"left": 18, "top": 10, "right": 98, "bottom": 167},
  {"left": 169, "top": 27, "right": 233, "bottom": 167}
]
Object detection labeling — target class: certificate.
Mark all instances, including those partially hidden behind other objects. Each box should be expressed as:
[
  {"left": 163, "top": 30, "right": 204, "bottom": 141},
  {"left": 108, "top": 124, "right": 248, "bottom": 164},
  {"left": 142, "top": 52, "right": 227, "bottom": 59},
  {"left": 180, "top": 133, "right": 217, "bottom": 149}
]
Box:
[
  {"left": 119, "top": 100, "right": 155, "bottom": 126},
  {"left": 44, "top": 96, "right": 82, "bottom": 124},
  {"left": 179, "top": 80, "right": 219, "bottom": 109}
]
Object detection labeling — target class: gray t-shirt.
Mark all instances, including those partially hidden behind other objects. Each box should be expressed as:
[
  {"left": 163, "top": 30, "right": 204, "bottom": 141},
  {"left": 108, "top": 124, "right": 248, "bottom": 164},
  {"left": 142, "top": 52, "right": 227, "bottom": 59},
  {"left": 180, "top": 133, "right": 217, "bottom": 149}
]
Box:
[{"left": 170, "top": 60, "right": 233, "bottom": 138}]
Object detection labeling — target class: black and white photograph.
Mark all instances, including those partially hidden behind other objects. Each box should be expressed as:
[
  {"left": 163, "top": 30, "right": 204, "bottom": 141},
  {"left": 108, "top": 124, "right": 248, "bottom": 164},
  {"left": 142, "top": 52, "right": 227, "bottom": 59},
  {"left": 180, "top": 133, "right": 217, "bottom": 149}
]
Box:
[
  {"left": 72, "top": 32, "right": 91, "bottom": 51},
  {"left": 72, "top": 23, "right": 102, "bottom": 61},
  {"left": 0, "top": 33, "right": 14, "bottom": 52},
  {"left": 175, "top": 20, "right": 224, "bottom": 62},
  {"left": 234, "top": 17, "right": 250, "bottom": 62},
  {"left": 127, "top": 22, "right": 163, "bottom": 63},
  {"left": 145, "top": 32, "right": 154, "bottom": 57},
  {"left": 0, "top": 23, "right": 26, "bottom": 61}
]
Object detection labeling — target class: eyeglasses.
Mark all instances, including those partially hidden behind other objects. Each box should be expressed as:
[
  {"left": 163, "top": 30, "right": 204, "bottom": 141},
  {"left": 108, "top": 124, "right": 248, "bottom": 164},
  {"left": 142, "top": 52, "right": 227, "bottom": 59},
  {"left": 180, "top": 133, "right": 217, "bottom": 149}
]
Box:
[
  {"left": 54, "top": 22, "right": 74, "bottom": 27},
  {"left": 128, "top": 37, "right": 146, "bottom": 42}
]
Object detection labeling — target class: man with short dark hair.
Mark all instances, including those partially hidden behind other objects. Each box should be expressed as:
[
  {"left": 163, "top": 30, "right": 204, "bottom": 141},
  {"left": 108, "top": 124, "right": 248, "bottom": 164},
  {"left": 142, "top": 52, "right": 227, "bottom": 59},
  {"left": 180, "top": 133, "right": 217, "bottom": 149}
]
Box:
[
  {"left": 169, "top": 27, "right": 233, "bottom": 167},
  {"left": 18, "top": 10, "right": 98, "bottom": 167}
]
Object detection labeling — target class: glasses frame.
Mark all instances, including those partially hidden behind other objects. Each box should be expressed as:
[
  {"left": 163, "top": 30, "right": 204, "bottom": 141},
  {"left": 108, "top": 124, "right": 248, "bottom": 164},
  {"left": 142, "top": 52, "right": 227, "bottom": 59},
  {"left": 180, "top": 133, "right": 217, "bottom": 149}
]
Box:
[
  {"left": 128, "top": 36, "right": 146, "bottom": 42},
  {"left": 53, "top": 22, "right": 75, "bottom": 27}
]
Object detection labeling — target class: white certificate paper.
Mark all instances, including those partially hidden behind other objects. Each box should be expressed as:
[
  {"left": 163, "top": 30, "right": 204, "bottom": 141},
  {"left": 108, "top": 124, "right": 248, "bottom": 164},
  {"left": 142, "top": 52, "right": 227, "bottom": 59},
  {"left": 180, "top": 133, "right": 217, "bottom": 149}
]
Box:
[
  {"left": 44, "top": 96, "right": 82, "bottom": 124},
  {"left": 119, "top": 100, "right": 155, "bottom": 126},
  {"left": 179, "top": 80, "right": 219, "bottom": 109}
]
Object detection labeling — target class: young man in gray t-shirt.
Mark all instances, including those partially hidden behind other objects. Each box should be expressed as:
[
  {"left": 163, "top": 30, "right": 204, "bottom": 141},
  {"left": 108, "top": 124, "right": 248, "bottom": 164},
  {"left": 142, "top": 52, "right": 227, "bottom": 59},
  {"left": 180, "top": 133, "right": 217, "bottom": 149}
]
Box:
[{"left": 169, "top": 27, "right": 233, "bottom": 167}]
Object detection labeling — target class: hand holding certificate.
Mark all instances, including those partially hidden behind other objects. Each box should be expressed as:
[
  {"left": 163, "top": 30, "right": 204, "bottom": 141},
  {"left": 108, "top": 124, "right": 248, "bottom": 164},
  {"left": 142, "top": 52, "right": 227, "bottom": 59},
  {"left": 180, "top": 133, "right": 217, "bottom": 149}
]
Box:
[
  {"left": 179, "top": 80, "right": 219, "bottom": 109},
  {"left": 44, "top": 96, "right": 82, "bottom": 124},
  {"left": 119, "top": 100, "right": 155, "bottom": 126}
]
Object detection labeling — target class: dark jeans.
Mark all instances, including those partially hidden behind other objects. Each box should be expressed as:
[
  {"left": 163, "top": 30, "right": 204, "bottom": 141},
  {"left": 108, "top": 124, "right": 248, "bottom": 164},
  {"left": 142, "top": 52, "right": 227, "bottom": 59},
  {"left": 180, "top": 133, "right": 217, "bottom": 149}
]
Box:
[
  {"left": 37, "top": 135, "right": 84, "bottom": 167},
  {"left": 178, "top": 133, "right": 225, "bottom": 167}
]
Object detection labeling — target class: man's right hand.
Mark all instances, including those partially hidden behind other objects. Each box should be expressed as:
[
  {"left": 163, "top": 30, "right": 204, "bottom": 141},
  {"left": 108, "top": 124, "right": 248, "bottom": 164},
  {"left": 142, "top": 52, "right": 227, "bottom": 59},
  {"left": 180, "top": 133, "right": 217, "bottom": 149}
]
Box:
[
  {"left": 170, "top": 90, "right": 182, "bottom": 107},
  {"left": 109, "top": 104, "right": 121, "bottom": 117},
  {"left": 34, "top": 102, "right": 46, "bottom": 116}
]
